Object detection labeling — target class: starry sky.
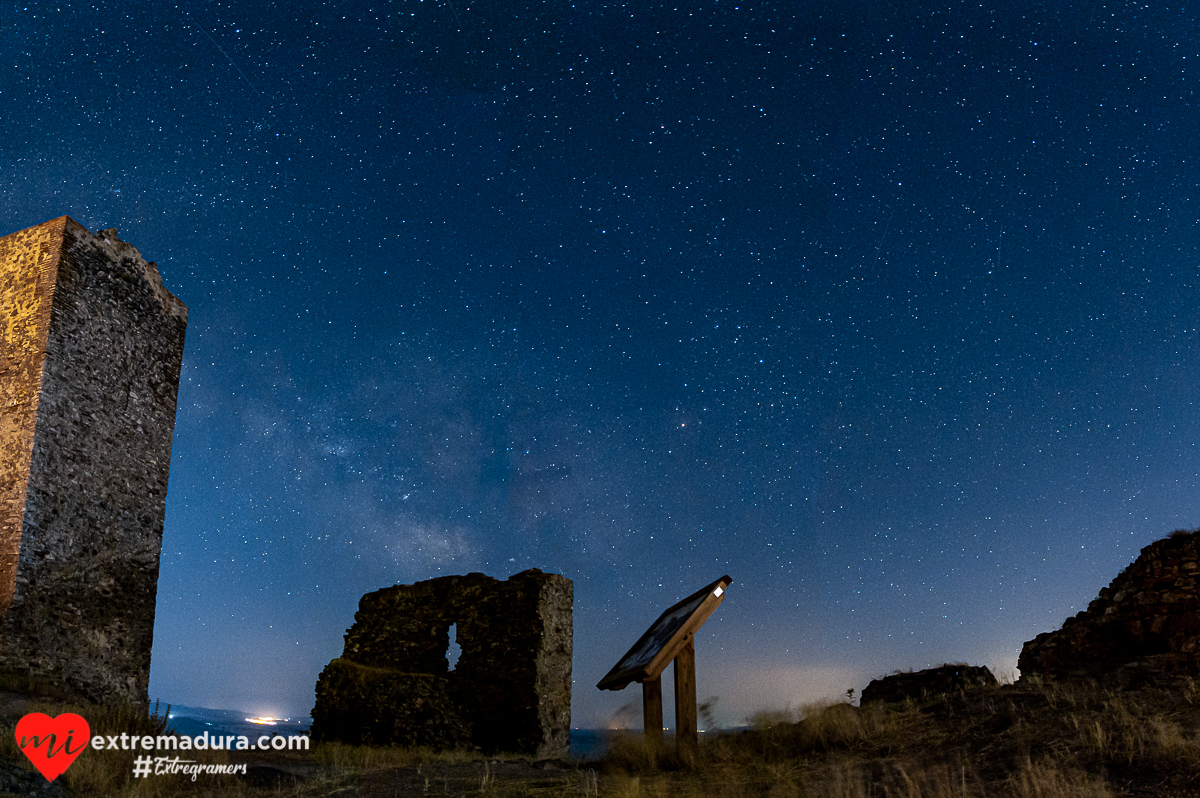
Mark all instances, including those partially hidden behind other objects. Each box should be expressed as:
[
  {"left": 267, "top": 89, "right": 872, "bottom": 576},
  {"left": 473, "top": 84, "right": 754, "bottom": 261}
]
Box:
[{"left": 5, "top": 0, "right": 1200, "bottom": 728}]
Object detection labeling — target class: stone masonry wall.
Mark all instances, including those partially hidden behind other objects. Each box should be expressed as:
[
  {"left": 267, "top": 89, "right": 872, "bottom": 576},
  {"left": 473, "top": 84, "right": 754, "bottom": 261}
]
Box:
[
  {"left": 311, "top": 569, "right": 573, "bottom": 758},
  {"left": 1019, "top": 529, "right": 1200, "bottom": 685},
  {"left": 0, "top": 217, "right": 187, "bottom": 705}
]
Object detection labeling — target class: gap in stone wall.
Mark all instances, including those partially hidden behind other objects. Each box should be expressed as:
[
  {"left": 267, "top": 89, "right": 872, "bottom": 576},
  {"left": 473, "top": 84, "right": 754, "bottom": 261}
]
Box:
[{"left": 447, "top": 622, "right": 461, "bottom": 671}]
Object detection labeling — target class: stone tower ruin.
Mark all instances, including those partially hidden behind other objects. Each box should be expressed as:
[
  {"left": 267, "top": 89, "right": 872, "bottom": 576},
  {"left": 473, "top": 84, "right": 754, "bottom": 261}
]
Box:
[{"left": 0, "top": 216, "right": 187, "bottom": 705}]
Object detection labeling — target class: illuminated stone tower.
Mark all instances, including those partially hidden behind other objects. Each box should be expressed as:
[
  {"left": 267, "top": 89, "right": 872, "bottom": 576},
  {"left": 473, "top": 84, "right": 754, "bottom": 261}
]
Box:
[{"left": 0, "top": 217, "right": 187, "bottom": 704}]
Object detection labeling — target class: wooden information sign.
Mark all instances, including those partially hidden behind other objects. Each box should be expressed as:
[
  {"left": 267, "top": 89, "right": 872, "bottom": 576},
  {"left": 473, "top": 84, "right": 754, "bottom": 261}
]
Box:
[{"left": 597, "top": 575, "right": 732, "bottom": 755}]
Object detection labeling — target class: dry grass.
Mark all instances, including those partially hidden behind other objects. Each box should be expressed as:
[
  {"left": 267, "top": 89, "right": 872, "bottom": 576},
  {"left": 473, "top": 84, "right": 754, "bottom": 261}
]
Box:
[
  {"left": 598, "top": 678, "right": 1200, "bottom": 797},
  {"left": 2, "top": 678, "right": 1199, "bottom": 796},
  {"left": 0, "top": 696, "right": 198, "bottom": 797},
  {"left": 0, "top": 694, "right": 574, "bottom": 797}
]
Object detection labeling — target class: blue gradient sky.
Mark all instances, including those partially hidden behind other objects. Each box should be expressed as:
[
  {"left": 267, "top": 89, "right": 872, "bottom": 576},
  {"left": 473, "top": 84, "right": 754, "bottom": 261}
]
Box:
[{"left": 5, "top": 1, "right": 1200, "bottom": 728}]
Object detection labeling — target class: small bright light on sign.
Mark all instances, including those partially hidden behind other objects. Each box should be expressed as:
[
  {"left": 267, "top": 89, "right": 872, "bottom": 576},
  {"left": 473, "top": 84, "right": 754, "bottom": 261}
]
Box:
[{"left": 713, "top": 587, "right": 724, "bottom": 597}]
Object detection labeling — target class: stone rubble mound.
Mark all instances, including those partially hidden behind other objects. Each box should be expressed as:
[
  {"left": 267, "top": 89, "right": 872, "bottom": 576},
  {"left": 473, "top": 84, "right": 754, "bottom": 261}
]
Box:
[{"left": 861, "top": 663, "right": 997, "bottom": 705}]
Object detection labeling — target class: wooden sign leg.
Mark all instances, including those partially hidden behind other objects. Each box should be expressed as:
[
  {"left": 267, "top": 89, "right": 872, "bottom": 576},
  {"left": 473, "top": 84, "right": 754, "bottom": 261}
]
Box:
[
  {"left": 674, "top": 634, "right": 697, "bottom": 758},
  {"left": 642, "top": 675, "right": 663, "bottom": 750}
]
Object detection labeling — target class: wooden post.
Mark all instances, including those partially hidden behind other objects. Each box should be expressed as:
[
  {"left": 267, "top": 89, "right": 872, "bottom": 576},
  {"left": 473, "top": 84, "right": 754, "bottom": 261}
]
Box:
[
  {"left": 674, "top": 634, "right": 697, "bottom": 758},
  {"left": 597, "top": 575, "right": 732, "bottom": 762},
  {"left": 642, "top": 674, "right": 663, "bottom": 749}
]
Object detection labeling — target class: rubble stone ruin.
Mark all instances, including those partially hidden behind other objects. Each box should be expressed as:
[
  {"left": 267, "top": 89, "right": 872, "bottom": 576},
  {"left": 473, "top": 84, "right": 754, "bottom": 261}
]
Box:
[
  {"left": 860, "top": 663, "right": 997, "bottom": 706},
  {"left": 0, "top": 217, "right": 187, "bottom": 705},
  {"left": 311, "top": 569, "right": 572, "bottom": 758},
  {"left": 1019, "top": 529, "right": 1200, "bottom": 687}
]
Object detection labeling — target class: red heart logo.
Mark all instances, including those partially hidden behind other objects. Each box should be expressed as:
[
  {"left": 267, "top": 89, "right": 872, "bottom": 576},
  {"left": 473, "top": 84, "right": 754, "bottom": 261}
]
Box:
[{"left": 15, "top": 712, "right": 90, "bottom": 782}]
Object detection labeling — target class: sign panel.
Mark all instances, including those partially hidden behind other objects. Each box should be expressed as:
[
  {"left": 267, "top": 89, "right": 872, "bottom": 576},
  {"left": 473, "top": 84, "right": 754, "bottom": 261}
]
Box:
[{"left": 597, "top": 575, "right": 731, "bottom": 691}]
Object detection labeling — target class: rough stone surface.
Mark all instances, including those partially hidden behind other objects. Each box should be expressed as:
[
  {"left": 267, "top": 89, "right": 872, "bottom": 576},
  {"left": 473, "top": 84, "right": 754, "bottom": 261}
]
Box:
[
  {"left": 861, "top": 663, "right": 997, "bottom": 706},
  {"left": 1019, "top": 529, "right": 1200, "bottom": 686},
  {"left": 0, "top": 217, "right": 187, "bottom": 705},
  {"left": 311, "top": 569, "right": 572, "bottom": 757},
  {"left": 311, "top": 660, "right": 469, "bottom": 748}
]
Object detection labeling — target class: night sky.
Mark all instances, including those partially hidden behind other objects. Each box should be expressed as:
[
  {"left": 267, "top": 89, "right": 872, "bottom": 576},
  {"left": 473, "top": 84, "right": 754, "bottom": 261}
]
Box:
[{"left": 5, "top": 1, "right": 1200, "bottom": 729}]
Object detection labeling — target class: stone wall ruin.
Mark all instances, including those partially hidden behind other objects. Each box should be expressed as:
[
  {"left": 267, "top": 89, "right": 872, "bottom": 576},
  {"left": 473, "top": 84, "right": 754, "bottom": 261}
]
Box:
[
  {"left": 0, "top": 217, "right": 187, "bottom": 705},
  {"left": 310, "top": 569, "right": 572, "bottom": 758},
  {"left": 1018, "top": 529, "right": 1200, "bottom": 687}
]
